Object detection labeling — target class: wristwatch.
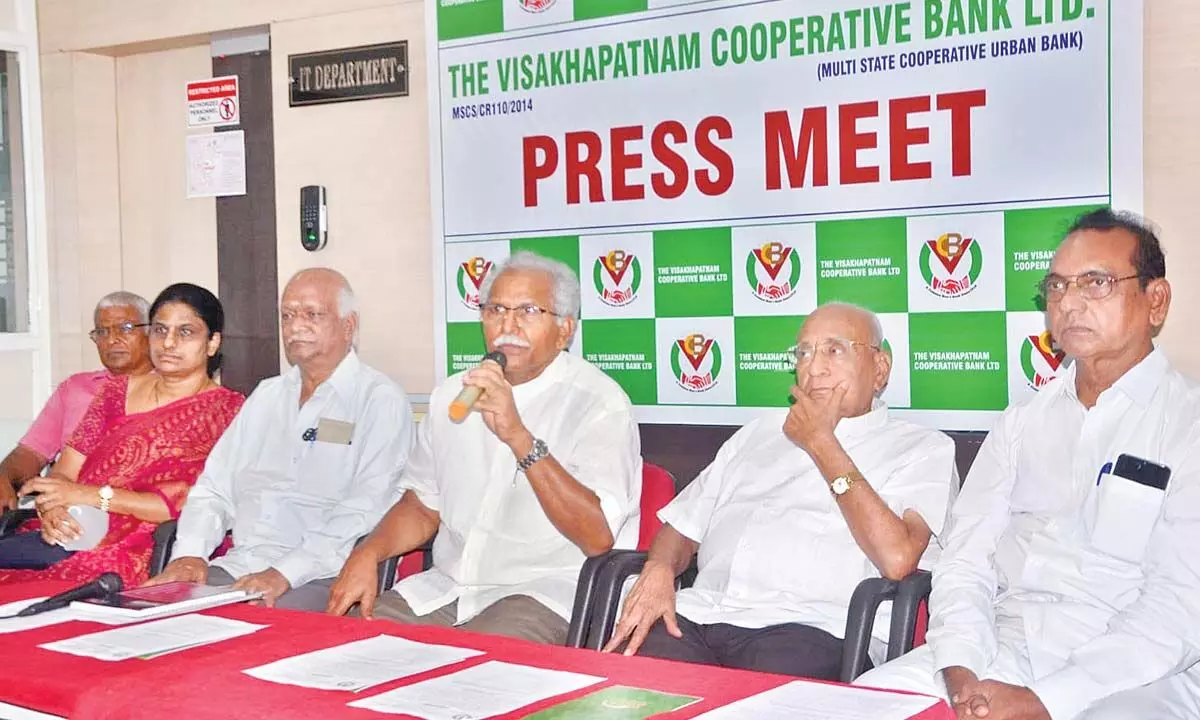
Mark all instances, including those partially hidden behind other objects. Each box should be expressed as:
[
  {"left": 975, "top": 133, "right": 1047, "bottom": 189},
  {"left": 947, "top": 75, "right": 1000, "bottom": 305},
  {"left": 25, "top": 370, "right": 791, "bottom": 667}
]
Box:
[
  {"left": 517, "top": 438, "right": 550, "bottom": 472},
  {"left": 829, "top": 471, "right": 864, "bottom": 497},
  {"left": 98, "top": 485, "right": 114, "bottom": 512}
]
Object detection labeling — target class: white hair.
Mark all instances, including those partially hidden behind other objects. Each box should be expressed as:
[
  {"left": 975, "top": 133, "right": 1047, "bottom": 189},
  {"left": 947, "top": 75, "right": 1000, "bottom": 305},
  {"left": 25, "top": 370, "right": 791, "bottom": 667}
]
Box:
[
  {"left": 817, "top": 302, "right": 885, "bottom": 347},
  {"left": 479, "top": 251, "right": 581, "bottom": 335},
  {"left": 94, "top": 291, "right": 149, "bottom": 325}
]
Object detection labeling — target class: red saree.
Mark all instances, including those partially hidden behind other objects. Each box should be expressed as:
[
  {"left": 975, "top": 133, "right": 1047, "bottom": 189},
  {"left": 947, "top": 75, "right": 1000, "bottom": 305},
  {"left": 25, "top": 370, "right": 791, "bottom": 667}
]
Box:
[{"left": 0, "top": 375, "right": 243, "bottom": 586}]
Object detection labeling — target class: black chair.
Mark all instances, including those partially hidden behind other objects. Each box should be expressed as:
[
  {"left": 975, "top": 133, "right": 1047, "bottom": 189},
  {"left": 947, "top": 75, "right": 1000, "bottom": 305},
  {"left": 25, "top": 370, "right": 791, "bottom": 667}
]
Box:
[
  {"left": 0, "top": 508, "right": 35, "bottom": 537},
  {"left": 570, "top": 548, "right": 932, "bottom": 682}
]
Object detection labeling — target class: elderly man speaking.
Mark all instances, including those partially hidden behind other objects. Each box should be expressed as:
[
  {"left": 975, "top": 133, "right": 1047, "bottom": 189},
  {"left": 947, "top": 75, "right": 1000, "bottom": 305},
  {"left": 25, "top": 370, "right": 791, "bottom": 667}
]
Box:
[
  {"left": 604, "top": 303, "right": 957, "bottom": 680},
  {"left": 328, "top": 251, "right": 642, "bottom": 645},
  {"left": 148, "top": 268, "right": 414, "bottom": 610}
]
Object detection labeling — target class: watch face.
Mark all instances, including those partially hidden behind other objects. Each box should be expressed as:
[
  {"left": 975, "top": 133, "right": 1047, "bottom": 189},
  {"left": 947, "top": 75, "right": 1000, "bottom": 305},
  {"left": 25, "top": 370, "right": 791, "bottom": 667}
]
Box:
[{"left": 831, "top": 477, "right": 850, "bottom": 495}]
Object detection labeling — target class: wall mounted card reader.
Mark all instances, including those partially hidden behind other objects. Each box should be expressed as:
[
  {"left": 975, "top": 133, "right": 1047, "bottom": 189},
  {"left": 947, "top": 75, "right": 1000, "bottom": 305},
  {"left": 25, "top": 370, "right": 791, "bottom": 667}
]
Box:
[{"left": 301, "top": 185, "right": 327, "bottom": 251}]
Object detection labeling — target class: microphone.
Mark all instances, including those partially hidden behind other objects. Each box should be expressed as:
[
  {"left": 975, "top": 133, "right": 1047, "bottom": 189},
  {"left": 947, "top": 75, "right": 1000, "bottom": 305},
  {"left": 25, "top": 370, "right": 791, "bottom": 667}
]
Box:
[
  {"left": 16, "top": 572, "right": 123, "bottom": 617},
  {"left": 449, "top": 350, "right": 508, "bottom": 423}
]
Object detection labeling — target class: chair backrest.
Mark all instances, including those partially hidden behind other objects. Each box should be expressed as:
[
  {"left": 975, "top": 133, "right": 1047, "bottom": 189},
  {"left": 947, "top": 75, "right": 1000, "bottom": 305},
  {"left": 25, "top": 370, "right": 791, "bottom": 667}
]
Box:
[{"left": 638, "top": 462, "right": 675, "bottom": 550}]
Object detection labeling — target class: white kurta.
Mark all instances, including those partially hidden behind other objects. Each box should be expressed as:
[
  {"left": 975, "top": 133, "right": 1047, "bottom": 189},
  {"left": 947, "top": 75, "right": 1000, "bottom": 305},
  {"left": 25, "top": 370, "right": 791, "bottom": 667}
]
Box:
[
  {"left": 660, "top": 401, "right": 958, "bottom": 645},
  {"left": 859, "top": 349, "right": 1200, "bottom": 720},
  {"left": 172, "top": 351, "right": 415, "bottom": 588},
  {"left": 393, "top": 351, "right": 643, "bottom": 623}
]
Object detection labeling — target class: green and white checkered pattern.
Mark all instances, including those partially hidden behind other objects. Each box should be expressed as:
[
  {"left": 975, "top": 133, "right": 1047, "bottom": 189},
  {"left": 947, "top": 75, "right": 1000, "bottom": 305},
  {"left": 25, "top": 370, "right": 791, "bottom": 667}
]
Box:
[{"left": 444, "top": 204, "right": 1100, "bottom": 426}]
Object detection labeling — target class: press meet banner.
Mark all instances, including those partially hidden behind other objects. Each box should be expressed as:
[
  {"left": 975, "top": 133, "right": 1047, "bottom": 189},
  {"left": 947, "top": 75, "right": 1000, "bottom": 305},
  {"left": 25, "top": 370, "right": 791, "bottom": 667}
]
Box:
[{"left": 427, "top": 0, "right": 1143, "bottom": 429}]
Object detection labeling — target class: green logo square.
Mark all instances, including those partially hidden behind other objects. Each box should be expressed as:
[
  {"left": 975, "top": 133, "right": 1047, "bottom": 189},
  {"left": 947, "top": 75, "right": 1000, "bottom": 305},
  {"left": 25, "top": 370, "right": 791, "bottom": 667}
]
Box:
[
  {"left": 734, "top": 315, "right": 803, "bottom": 407},
  {"left": 510, "top": 235, "right": 581, "bottom": 284},
  {"left": 653, "top": 227, "right": 733, "bottom": 318},
  {"left": 816, "top": 217, "right": 908, "bottom": 313},
  {"left": 909, "top": 312, "right": 1008, "bottom": 411},
  {"left": 582, "top": 318, "right": 657, "bottom": 405},
  {"left": 437, "top": 0, "right": 503, "bottom": 41},
  {"left": 1004, "top": 204, "right": 1104, "bottom": 311},
  {"left": 446, "top": 322, "right": 486, "bottom": 376}
]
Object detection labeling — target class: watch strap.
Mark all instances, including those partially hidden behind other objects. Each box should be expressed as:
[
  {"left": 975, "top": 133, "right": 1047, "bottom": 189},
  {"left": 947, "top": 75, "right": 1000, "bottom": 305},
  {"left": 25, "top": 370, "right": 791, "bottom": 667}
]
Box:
[{"left": 517, "top": 439, "right": 549, "bottom": 472}]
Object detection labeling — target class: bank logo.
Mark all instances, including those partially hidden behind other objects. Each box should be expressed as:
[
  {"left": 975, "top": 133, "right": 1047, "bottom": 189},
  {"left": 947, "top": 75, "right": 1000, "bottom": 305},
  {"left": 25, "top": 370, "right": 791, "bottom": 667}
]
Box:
[
  {"left": 745, "top": 242, "right": 801, "bottom": 302},
  {"left": 670, "top": 333, "right": 722, "bottom": 392},
  {"left": 518, "top": 0, "right": 556, "bottom": 12},
  {"left": 593, "top": 250, "right": 642, "bottom": 307},
  {"left": 919, "top": 232, "right": 983, "bottom": 298},
  {"left": 1020, "top": 330, "right": 1066, "bottom": 389},
  {"left": 456, "top": 256, "right": 493, "bottom": 310}
]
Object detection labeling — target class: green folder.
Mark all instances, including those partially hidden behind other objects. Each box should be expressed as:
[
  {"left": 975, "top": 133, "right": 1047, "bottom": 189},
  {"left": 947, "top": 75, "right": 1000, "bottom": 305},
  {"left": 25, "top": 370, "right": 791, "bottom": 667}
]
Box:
[{"left": 523, "top": 685, "right": 701, "bottom": 719}]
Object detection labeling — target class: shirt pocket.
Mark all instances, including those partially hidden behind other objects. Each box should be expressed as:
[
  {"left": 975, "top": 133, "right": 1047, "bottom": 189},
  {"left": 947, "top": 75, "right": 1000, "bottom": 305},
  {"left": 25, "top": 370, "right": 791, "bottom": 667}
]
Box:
[
  {"left": 1091, "top": 475, "right": 1166, "bottom": 563},
  {"left": 295, "top": 441, "right": 356, "bottom": 500}
]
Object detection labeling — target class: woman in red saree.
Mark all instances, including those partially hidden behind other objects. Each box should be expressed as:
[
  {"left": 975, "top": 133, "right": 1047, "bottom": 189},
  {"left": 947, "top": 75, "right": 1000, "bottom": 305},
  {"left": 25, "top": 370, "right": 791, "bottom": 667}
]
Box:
[{"left": 0, "top": 283, "right": 244, "bottom": 586}]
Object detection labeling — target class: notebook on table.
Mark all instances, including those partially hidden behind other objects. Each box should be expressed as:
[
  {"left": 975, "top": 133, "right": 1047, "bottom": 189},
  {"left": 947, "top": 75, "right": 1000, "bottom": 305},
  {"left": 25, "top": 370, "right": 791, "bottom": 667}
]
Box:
[{"left": 70, "top": 582, "right": 261, "bottom": 621}]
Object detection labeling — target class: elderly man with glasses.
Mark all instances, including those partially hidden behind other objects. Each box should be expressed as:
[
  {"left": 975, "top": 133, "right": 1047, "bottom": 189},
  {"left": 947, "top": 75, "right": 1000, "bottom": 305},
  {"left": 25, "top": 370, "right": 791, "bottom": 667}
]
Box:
[
  {"left": 0, "top": 291, "right": 152, "bottom": 511},
  {"left": 858, "top": 209, "right": 1200, "bottom": 720},
  {"left": 328, "top": 251, "right": 642, "bottom": 645},
  {"left": 602, "top": 301, "right": 957, "bottom": 680}
]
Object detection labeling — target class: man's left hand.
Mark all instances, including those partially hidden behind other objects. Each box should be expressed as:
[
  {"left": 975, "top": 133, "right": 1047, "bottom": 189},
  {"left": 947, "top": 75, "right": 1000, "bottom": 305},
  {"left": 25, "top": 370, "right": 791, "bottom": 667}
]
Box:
[
  {"left": 232, "top": 568, "right": 292, "bottom": 608},
  {"left": 783, "top": 382, "right": 847, "bottom": 453},
  {"left": 21, "top": 475, "right": 96, "bottom": 514},
  {"left": 963, "top": 681, "right": 1051, "bottom": 720},
  {"left": 464, "top": 361, "right": 530, "bottom": 452}
]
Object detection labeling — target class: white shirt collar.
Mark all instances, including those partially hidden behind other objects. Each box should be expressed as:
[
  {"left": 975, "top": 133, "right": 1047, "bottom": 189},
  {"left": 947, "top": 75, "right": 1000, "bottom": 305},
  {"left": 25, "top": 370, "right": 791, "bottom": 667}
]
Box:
[
  {"left": 833, "top": 398, "right": 889, "bottom": 442},
  {"left": 1059, "top": 347, "right": 1167, "bottom": 409},
  {"left": 510, "top": 350, "right": 568, "bottom": 401},
  {"left": 285, "top": 349, "right": 361, "bottom": 401}
]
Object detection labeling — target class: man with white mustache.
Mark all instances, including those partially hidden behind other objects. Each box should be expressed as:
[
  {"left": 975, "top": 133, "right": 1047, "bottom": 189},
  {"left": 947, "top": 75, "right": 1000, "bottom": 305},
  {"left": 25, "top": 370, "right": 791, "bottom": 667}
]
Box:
[
  {"left": 151, "top": 268, "right": 414, "bottom": 610},
  {"left": 328, "top": 252, "right": 642, "bottom": 644}
]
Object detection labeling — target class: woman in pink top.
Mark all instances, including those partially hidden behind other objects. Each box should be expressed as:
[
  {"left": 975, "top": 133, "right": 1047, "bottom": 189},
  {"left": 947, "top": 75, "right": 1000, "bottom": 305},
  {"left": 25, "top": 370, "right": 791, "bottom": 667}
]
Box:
[{"left": 0, "top": 283, "right": 244, "bottom": 586}]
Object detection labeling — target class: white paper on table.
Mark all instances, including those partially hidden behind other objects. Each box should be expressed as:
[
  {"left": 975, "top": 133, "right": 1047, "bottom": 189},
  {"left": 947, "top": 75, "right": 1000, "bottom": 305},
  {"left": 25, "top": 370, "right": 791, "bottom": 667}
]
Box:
[
  {"left": 0, "top": 597, "right": 136, "bottom": 634},
  {"left": 38, "top": 613, "right": 266, "bottom": 661},
  {"left": 347, "top": 660, "right": 604, "bottom": 719},
  {"left": 692, "top": 681, "right": 938, "bottom": 720},
  {"left": 243, "top": 634, "right": 485, "bottom": 692}
]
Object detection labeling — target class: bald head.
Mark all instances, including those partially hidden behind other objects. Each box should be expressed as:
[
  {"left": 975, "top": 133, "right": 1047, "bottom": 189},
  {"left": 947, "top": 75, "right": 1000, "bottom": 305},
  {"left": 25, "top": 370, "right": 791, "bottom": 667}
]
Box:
[
  {"left": 803, "top": 303, "right": 883, "bottom": 347},
  {"left": 795, "top": 303, "right": 891, "bottom": 419},
  {"left": 280, "top": 267, "right": 358, "bottom": 372}
]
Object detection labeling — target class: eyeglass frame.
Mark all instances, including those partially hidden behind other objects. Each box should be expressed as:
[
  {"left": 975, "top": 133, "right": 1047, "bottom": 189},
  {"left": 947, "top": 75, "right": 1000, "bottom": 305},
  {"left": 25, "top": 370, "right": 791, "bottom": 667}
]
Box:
[
  {"left": 479, "top": 302, "right": 564, "bottom": 326},
  {"left": 1037, "top": 272, "right": 1143, "bottom": 302},
  {"left": 88, "top": 322, "right": 149, "bottom": 343},
  {"left": 789, "top": 337, "right": 881, "bottom": 365}
]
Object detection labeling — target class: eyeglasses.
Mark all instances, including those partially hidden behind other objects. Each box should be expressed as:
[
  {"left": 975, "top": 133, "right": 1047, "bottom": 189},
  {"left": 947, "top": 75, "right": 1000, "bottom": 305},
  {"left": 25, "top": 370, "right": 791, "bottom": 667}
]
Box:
[
  {"left": 150, "top": 323, "right": 204, "bottom": 341},
  {"left": 790, "top": 337, "right": 879, "bottom": 366},
  {"left": 1037, "top": 272, "right": 1141, "bottom": 302},
  {"left": 89, "top": 322, "right": 148, "bottom": 342},
  {"left": 480, "top": 303, "right": 560, "bottom": 326},
  {"left": 280, "top": 309, "right": 332, "bottom": 325}
]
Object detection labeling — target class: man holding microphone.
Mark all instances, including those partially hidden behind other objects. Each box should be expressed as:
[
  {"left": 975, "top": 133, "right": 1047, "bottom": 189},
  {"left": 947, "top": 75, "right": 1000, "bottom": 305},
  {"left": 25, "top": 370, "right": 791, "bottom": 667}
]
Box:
[{"left": 327, "top": 252, "right": 642, "bottom": 645}]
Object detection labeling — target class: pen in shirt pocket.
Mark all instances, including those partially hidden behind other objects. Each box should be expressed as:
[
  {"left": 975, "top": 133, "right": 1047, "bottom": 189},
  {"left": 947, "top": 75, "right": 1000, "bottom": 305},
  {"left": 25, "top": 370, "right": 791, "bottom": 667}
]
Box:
[{"left": 1095, "top": 461, "right": 1113, "bottom": 486}]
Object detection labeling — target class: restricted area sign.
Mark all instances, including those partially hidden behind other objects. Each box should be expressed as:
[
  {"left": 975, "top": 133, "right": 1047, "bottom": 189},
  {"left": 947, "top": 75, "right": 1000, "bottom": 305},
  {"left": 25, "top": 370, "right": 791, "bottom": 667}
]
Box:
[{"left": 186, "top": 75, "right": 239, "bottom": 128}]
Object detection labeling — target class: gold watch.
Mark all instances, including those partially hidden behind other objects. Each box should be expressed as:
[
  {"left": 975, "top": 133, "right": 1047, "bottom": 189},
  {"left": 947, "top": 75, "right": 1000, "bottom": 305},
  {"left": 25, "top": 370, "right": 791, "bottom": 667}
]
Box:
[{"left": 829, "top": 471, "right": 864, "bottom": 497}]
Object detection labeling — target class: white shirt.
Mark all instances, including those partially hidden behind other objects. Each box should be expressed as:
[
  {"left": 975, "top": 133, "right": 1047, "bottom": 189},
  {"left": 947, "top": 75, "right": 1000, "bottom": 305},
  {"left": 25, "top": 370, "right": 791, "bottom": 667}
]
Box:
[
  {"left": 172, "top": 351, "right": 415, "bottom": 588},
  {"left": 928, "top": 349, "right": 1200, "bottom": 720},
  {"left": 660, "top": 401, "right": 958, "bottom": 643},
  {"left": 394, "top": 351, "right": 642, "bottom": 623}
]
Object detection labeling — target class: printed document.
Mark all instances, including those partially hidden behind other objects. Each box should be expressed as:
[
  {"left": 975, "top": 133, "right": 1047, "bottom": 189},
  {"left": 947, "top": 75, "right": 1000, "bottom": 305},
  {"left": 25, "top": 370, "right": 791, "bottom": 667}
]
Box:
[
  {"left": 693, "top": 681, "right": 938, "bottom": 720},
  {"left": 347, "top": 660, "right": 604, "bottom": 719},
  {"left": 244, "top": 634, "right": 484, "bottom": 691},
  {"left": 39, "top": 614, "right": 266, "bottom": 661}
]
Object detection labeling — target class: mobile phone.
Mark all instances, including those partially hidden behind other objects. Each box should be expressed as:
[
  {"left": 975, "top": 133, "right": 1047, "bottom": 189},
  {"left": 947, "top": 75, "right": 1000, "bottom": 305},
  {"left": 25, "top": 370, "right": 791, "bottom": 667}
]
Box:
[{"left": 1112, "top": 454, "right": 1171, "bottom": 491}]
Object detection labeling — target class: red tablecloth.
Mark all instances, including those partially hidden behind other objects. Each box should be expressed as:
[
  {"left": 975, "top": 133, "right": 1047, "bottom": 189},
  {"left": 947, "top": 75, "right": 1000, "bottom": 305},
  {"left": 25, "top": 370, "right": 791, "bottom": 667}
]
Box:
[{"left": 0, "top": 581, "right": 954, "bottom": 720}]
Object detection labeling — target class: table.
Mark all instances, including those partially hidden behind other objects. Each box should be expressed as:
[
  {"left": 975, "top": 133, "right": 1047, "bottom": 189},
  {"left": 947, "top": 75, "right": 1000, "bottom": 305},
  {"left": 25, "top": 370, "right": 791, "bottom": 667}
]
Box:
[{"left": 0, "top": 581, "right": 953, "bottom": 720}]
